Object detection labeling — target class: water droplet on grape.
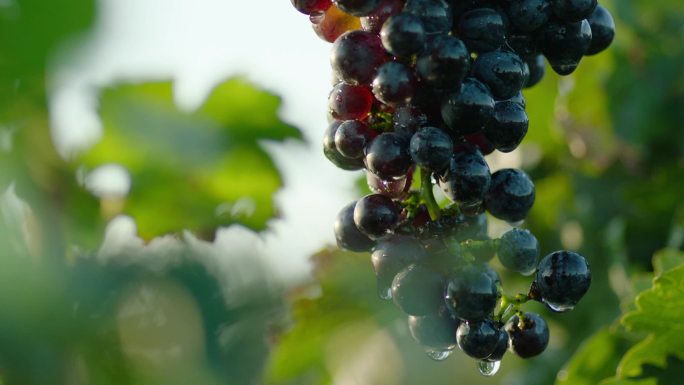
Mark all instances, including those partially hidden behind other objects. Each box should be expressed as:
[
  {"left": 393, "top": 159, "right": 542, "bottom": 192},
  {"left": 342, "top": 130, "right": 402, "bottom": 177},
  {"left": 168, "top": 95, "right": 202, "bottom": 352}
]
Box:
[
  {"left": 425, "top": 349, "right": 452, "bottom": 361},
  {"left": 477, "top": 360, "right": 500, "bottom": 376},
  {"left": 378, "top": 286, "right": 392, "bottom": 300},
  {"left": 367, "top": 172, "right": 407, "bottom": 198},
  {"left": 544, "top": 300, "right": 574, "bottom": 312}
]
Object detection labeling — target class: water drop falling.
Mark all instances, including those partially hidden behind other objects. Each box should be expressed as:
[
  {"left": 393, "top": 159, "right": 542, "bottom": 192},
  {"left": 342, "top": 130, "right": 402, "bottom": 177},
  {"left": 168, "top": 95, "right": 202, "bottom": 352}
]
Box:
[
  {"left": 425, "top": 349, "right": 452, "bottom": 361},
  {"left": 544, "top": 300, "right": 574, "bottom": 313},
  {"left": 477, "top": 360, "right": 501, "bottom": 377}
]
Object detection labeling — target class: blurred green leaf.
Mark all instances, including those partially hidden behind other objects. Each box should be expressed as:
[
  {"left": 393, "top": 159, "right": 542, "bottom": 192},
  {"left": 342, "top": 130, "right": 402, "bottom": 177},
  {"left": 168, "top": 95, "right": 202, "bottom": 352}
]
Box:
[
  {"left": 79, "top": 78, "right": 303, "bottom": 239},
  {"left": 556, "top": 328, "right": 631, "bottom": 385}
]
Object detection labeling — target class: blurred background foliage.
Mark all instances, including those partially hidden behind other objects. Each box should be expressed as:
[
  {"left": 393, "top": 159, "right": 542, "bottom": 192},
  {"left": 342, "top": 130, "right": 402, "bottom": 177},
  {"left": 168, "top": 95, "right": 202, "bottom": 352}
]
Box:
[{"left": 0, "top": 0, "right": 682, "bottom": 384}]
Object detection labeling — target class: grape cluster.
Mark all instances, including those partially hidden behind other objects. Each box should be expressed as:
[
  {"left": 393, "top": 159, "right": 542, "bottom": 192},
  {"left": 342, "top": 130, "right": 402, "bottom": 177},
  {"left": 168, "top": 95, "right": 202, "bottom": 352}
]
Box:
[{"left": 292, "top": 0, "right": 611, "bottom": 375}]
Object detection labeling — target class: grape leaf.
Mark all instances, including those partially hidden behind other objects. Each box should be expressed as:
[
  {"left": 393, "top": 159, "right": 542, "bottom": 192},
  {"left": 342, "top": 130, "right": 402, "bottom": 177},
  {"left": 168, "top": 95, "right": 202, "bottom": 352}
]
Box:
[
  {"left": 78, "top": 78, "right": 303, "bottom": 239},
  {"left": 556, "top": 328, "right": 631, "bottom": 385}
]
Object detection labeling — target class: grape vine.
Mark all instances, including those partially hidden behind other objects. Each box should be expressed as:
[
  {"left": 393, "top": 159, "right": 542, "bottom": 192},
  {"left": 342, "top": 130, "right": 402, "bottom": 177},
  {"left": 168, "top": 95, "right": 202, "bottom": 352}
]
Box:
[{"left": 291, "top": 0, "right": 614, "bottom": 376}]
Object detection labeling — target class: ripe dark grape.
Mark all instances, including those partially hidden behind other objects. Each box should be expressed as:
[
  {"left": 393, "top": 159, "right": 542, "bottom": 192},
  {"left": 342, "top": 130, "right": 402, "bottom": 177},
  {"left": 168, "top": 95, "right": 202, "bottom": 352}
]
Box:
[
  {"left": 335, "top": 119, "right": 377, "bottom": 159},
  {"left": 409, "top": 312, "right": 460, "bottom": 350},
  {"left": 506, "top": 33, "right": 539, "bottom": 59},
  {"left": 465, "top": 133, "right": 496, "bottom": 156},
  {"left": 456, "top": 318, "right": 501, "bottom": 359},
  {"left": 360, "top": 0, "right": 403, "bottom": 33},
  {"left": 457, "top": 8, "right": 507, "bottom": 53},
  {"left": 484, "top": 168, "right": 535, "bottom": 223},
  {"left": 441, "top": 77, "right": 495, "bottom": 136},
  {"left": 328, "top": 82, "right": 374, "bottom": 120},
  {"left": 539, "top": 19, "right": 592, "bottom": 75},
  {"left": 365, "top": 132, "right": 412, "bottom": 179},
  {"left": 334, "top": 201, "right": 375, "bottom": 251},
  {"left": 366, "top": 172, "right": 409, "bottom": 199},
  {"left": 292, "top": 0, "right": 332, "bottom": 15},
  {"left": 403, "top": 0, "right": 453, "bottom": 35},
  {"left": 532, "top": 250, "right": 591, "bottom": 312},
  {"left": 438, "top": 145, "right": 491, "bottom": 206},
  {"left": 507, "top": 91, "right": 526, "bottom": 108},
  {"left": 524, "top": 54, "right": 546, "bottom": 88},
  {"left": 409, "top": 127, "right": 454, "bottom": 172},
  {"left": 551, "top": 0, "right": 597, "bottom": 22},
  {"left": 445, "top": 264, "right": 500, "bottom": 321},
  {"left": 331, "top": 30, "right": 387, "bottom": 85},
  {"left": 484, "top": 100, "right": 529, "bottom": 153},
  {"left": 416, "top": 35, "right": 470, "bottom": 90},
  {"left": 393, "top": 105, "right": 428, "bottom": 139},
  {"left": 324, "top": 120, "right": 365, "bottom": 170},
  {"left": 372, "top": 61, "right": 417, "bottom": 106},
  {"left": 372, "top": 234, "right": 425, "bottom": 298},
  {"left": 505, "top": 0, "right": 551, "bottom": 32},
  {"left": 353, "top": 193, "right": 401, "bottom": 239},
  {"left": 585, "top": 5, "right": 615, "bottom": 55},
  {"left": 486, "top": 328, "right": 509, "bottom": 362},
  {"left": 380, "top": 12, "right": 427, "bottom": 58},
  {"left": 334, "top": 0, "right": 381, "bottom": 17},
  {"left": 391, "top": 264, "right": 446, "bottom": 316},
  {"left": 497, "top": 228, "right": 539, "bottom": 275},
  {"left": 505, "top": 312, "right": 549, "bottom": 358},
  {"left": 311, "top": 4, "right": 362, "bottom": 43},
  {"left": 472, "top": 50, "right": 528, "bottom": 100}
]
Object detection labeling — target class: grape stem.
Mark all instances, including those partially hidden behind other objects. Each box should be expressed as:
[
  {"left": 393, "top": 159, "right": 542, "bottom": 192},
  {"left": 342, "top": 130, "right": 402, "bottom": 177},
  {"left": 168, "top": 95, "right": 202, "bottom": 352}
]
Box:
[
  {"left": 420, "top": 167, "right": 441, "bottom": 221},
  {"left": 496, "top": 293, "right": 530, "bottom": 323}
]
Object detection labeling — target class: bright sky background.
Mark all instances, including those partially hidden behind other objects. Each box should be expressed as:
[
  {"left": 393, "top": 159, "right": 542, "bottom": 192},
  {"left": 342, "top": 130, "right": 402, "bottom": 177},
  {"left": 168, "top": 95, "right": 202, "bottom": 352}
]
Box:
[{"left": 49, "top": 0, "right": 363, "bottom": 282}]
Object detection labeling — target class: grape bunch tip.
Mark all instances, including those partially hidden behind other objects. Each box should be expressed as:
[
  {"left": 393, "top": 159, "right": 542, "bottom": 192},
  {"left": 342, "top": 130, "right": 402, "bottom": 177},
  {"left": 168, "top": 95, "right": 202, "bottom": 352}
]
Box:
[{"left": 291, "top": 0, "right": 612, "bottom": 376}]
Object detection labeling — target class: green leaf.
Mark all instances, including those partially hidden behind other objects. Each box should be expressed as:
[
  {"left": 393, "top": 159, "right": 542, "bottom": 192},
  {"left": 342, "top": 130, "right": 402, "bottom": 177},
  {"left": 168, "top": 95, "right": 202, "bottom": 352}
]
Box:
[
  {"left": 556, "top": 328, "right": 631, "bottom": 385},
  {"left": 78, "top": 78, "right": 303, "bottom": 239}
]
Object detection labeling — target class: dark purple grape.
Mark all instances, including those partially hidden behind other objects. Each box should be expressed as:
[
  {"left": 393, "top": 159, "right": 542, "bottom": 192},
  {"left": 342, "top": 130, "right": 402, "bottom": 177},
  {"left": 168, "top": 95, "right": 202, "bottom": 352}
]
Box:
[
  {"left": 372, "top": 234, "right": 425, "bottom": 298},
  {"left": 409, "top": 127, "right": 454, "bottom": 172},
  {"left": 409, "top": 312, "right": 460, "bottom": 350},
  {"left": 498, "top": 228, "right": 539, "bottom": 275},
  {"left": 456, "top": 318, "right": 500, "bottom": 359},
  {"left": 484, "top": 168, "right": 535, "bottom": 223},
  {"left": 403, "top": 0, "right": 453, "bottom": 35},
  {"left": 441, "top": 78, "right": 495, "bottom": 136},
  {"left": 324, "top": 121, "right": 365, "bottom": 170},
  {"left": 354, "top": 193, "right": 401, "bottom": 239},
  {"left": 484, "top": 100, "right": 529, "bottom": 153},
  {"left": 291, "top": 0, "right": 332, "bottom": 15},
  {"left": 454, "top": 211, "right": 489, "bottom": 241},
  {"left": 457, "top": 8, "right": 506, "bottom": 53},
  {"left": 335, "top": 120, "right": 377, "bottom": 159},
  {"left": 334, "top": 201, "right": 375, "bottom": 251},
  {"left": 391, "top": 264, "right": 446, "bottom": 316},
  {"left": 393, "top": 105, "right": 428, "bottom": 139},
  {"left": 361, "top": 0, "right": 403, "bottom": 33},
  {"left": 472, "top": 49, "right": 528, "bottom": 100},
  {"left": 366, "top": 172, "right": 409, "bottom": 199},
  {"left": 524, "top": 54, "right": 546, "bottom": 88},
  {"left": 331, "top": 30, "right": 387, "bottom": 85},
  {"left": 438, "top": 145, "right": 491, "bottom": 206},
  {"left": 551, "top": 0, "right": 597, "bottom": 22},
  {"left": 505, "top": 312, "right": 549, "bottom": 358},
  {"left": 506, "top": 0, "right": 551, "bottom": 32},
  {"left": 445, "top": 264, "right": 500, "bottom": 321},
  {"left": 365, "top": 132, "right": 412, "bottom": 179},
  {"left": 507, "top": 91, "right": 526, "bottom": 107},
  {"left": 585, "top": 5, "right": 615, "bottom": 55},
  {"left": 506, "top": 33, "right": 540, "bottom": 59},
  {"left": 532, "top": 250, "right": 591, "bottom": 312},
  {"left": 465, "top": 133, "right": 496, "bottom": 156},
  {"left": 539, "top": 19, "right": 592, "bottom": 75},
  {"left": 416, "top": 35, "right": 470, "bottom": 91},
  {"left": 328, "top": 82, "right": 374, "bottom": 120},
  {"left": 486, "top": 328, "right": 509, "bottom": 361},
  {"left": 334, "top": 0, "right": 381, "bottom": 16},
  {"left": 380, "top": 12, "right": 427, "bottom": 58},
  {"left": 372, "top": 61, "right": 417, "bottom": 106}
]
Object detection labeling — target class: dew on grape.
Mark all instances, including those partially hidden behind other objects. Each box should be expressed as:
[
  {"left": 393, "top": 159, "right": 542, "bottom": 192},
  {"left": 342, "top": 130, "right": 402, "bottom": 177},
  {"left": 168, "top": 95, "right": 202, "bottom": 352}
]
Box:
[
  {"left": 477, "top": 360, "right": 501, "bottom": 376},
  {"left": 425, "top": 349, "right": 452, "bottom": 361},
  {"left": 544, "top": 301, "right": 574, "bottom": 313}
]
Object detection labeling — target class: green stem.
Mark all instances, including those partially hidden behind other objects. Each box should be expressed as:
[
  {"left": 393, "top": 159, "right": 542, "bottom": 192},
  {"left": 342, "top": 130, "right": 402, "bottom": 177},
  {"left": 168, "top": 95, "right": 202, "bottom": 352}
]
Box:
[
  {"left": 420, "top": 167, "right": 441, "bottom": 221},
  {"left": 496, "top": 293, "right": 531, "bottom": 323}
]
